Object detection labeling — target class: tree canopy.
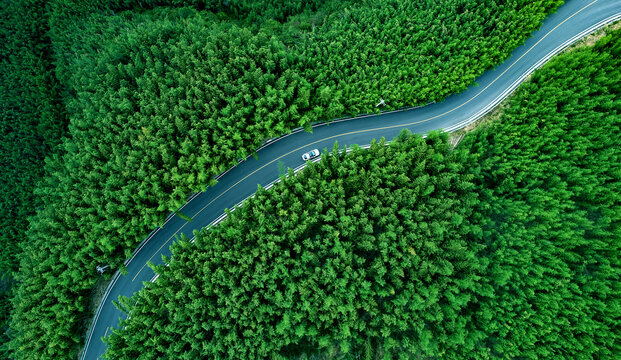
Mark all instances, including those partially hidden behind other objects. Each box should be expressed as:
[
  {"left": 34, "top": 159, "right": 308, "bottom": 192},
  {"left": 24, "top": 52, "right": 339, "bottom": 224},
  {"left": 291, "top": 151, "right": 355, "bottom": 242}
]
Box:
[
  {"left": 2, "top": 0, "right": 569, "bottom": 358},
  {"left": 105, "top": 132, "right": 487, "bottom": 359},
  {"left": 102, "top": 26, "right": 621, "bottom": 360},
  {"left": 461, "top": 28, "right": 621, "bottom": 358}
]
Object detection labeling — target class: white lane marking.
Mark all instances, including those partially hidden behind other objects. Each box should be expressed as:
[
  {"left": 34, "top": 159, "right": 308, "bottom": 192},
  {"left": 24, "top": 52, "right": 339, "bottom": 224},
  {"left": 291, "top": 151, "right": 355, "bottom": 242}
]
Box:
[{"left": 445, "top": 14, "right": 621, "bottom": 133}]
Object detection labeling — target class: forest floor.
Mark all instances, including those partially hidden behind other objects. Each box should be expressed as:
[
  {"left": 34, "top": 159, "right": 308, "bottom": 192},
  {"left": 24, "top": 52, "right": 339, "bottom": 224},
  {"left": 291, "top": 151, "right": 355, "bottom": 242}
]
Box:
[{"left": 449, "top": 18, "right": 621, "bottom": 143}]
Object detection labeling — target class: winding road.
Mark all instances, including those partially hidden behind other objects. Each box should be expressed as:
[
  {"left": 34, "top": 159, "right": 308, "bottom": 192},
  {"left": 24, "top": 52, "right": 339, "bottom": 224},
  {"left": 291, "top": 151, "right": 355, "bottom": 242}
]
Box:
[{"left": 82, "top": 0, "right": 621, "bottom": 358}]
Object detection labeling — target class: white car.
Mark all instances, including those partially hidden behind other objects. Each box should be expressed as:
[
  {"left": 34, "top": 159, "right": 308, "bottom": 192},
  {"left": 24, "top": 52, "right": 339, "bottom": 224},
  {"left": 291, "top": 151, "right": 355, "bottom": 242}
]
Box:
[{"left": 301, "top": 149, "right": 320, "bottom": 161}]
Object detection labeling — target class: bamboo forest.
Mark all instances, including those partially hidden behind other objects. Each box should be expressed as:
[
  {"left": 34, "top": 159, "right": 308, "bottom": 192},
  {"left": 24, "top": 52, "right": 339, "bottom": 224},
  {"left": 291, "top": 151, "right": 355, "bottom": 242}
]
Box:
[{"left": 0, "top": 0, "right": 618, "bottom": 359}]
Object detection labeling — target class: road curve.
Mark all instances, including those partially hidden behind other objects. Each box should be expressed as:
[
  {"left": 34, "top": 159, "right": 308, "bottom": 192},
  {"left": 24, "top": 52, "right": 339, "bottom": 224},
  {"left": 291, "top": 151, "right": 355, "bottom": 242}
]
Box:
[{"left": 82, "top": 1, "right": 621, "bottom": 358}]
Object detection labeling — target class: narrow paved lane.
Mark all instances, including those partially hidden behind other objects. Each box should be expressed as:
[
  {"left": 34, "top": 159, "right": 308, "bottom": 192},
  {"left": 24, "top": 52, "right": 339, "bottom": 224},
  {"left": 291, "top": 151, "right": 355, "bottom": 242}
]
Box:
[{"left": 82, "top": 0, "right": 621, "bottom": 358}]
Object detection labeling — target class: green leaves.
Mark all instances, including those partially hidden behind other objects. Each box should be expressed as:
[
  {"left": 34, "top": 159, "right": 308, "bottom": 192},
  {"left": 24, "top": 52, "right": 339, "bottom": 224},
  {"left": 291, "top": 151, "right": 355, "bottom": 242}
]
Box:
[
  {"left": 461, "top": 27, "right": 621, "bottom": 360},
  {"left": 4, "top": 0, "right": 580, "bottom": 359},
  {"left": 103, "top": 21, "right": 620, "bottom": 360},
  {"left": 104, "top": 133, "right": 483, "bottom": 359}
]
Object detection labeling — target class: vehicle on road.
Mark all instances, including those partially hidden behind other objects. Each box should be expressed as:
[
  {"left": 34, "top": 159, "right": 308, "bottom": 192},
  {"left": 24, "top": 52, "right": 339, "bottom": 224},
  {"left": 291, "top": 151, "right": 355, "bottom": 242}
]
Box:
[{"left": 302, "top": 149, "right": 320, "bottom": 161}]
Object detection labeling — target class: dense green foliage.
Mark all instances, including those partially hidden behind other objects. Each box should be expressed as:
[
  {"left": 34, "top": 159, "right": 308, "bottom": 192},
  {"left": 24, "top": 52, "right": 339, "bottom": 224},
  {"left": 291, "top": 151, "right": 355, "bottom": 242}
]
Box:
[
  {"left": 105, "top": 133, "right": 486, "bottom": 359},
  {"left": 297, "top": 0, "right": 564, "bottom": 115},
  {"left": 0, "top": 288, "right": 9, "bottom": 359},
  {"left": 462, "top": 29, "right": 621, "bottom": 358},
  {"left": 0, "top": 2, "right": 64, "bottom": 357},
  {"left": 58, "top": 12, "right": 312, "bottom": 265},
  {"left": 103, "top": 28, "right": 621, "bottom": 359},
  {"left": 0, "top": 0, "right": 64, "bottom": 277},
  {"left": 3, "top": 0, "right": 564, "bottom": 359}
]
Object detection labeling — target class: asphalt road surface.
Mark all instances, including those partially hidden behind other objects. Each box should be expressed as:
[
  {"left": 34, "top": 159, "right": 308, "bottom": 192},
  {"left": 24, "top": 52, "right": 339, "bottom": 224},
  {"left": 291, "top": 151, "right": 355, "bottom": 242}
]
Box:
[{"left": 82, "top": 0, "right": 621, "bottom": 358}]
